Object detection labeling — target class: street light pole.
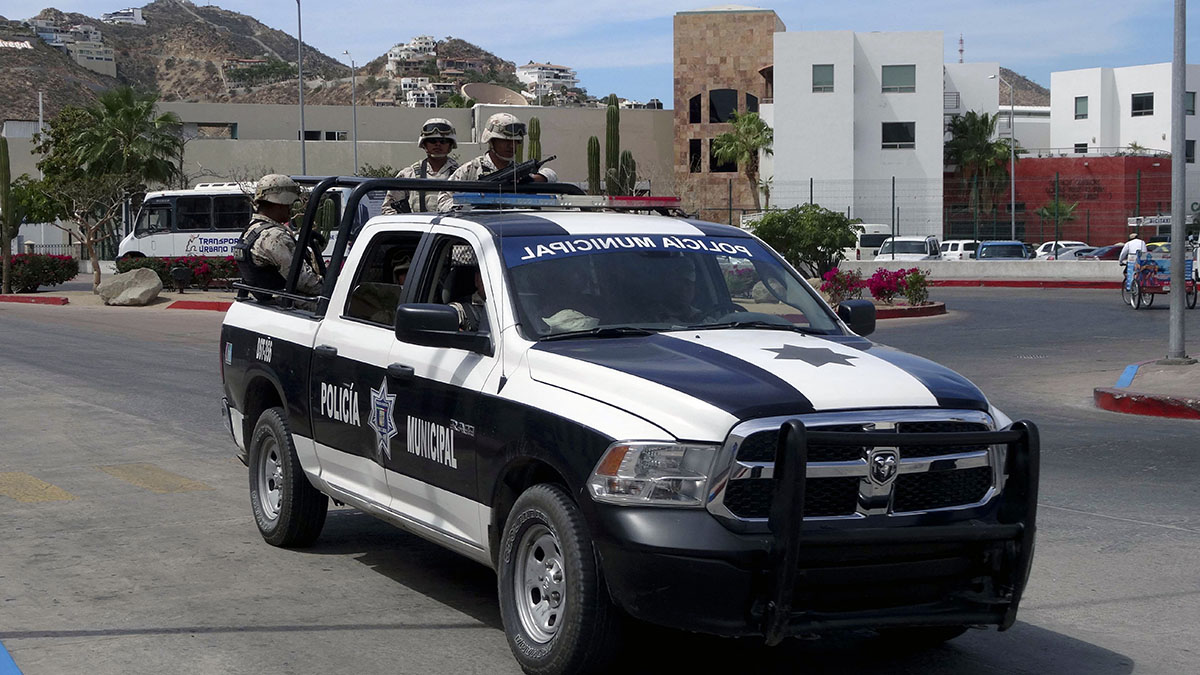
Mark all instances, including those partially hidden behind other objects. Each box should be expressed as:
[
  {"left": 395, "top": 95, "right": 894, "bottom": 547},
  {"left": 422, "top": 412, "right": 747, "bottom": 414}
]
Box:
[
  {"left": 296, "top": 0, "right": 306, "bottom": 174},
  {"left": 990, "top": 74, "right": 1017, "bottom": 240},
  {"left": 344, "top": 51, "right": 358, "bottom": 174}
]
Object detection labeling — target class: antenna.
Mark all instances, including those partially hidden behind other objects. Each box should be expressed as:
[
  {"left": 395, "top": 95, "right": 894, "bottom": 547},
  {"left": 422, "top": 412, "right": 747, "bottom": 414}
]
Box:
[{"left": 958, "top": 34, "right": 964, "bottom": 64}]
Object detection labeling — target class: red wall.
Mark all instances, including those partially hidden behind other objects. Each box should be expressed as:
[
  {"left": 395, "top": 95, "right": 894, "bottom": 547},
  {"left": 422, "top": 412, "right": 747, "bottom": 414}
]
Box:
[{"left": 945, "top": 156, "right": 1173, "bottom": 245}]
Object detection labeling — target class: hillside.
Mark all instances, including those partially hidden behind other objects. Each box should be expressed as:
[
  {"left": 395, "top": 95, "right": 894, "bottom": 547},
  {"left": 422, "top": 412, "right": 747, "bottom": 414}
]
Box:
[{"left": 1001, "top": 67, "right": 1049, "bottom": 107}]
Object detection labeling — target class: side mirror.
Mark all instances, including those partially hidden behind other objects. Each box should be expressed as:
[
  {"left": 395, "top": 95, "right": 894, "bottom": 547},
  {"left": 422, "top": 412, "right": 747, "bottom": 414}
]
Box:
[
  {"left": 394, "top": 304, "right": 493, "bottom": 356},
  {"left": 837, "top": 299, "right": 876, "bottom": 337}
]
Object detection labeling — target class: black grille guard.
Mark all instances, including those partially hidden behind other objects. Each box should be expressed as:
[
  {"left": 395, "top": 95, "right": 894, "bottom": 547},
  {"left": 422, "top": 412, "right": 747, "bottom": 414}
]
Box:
[{"left": 760, "top": 420, "right": 1040, "bottom": 645}]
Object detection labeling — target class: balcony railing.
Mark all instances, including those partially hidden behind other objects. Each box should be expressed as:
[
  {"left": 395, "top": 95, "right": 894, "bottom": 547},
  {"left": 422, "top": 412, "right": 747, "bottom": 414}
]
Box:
[{"left": 944, "top": 91, "right": 961, "bottom": 110}]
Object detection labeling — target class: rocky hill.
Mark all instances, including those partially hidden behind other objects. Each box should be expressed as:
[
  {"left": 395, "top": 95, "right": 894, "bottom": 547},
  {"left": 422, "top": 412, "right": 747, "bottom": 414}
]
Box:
[{"left": 1000, "top": 67, "right": 1049, "bottom": 107}]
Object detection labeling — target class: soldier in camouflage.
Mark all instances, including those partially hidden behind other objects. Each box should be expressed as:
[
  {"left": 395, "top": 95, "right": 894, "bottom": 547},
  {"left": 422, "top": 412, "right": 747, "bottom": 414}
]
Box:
[
  {"left": 381, "top": 118, "right": 461, "bottom": 214},
  {"left": 437, "top": 112, "right": 554, "bottom": 211},
  {"left": 237, "top": 174, "right": 323, "bottom": 297}
]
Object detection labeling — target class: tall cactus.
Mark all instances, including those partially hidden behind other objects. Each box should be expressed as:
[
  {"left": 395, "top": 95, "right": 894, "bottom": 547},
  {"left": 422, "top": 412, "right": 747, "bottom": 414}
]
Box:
[
  {"left": 618, "top": 149, "right": 637, "bottom": 196},
  {"left": 0, "top": 137, "right": 12, "bottom": 295},
  {"left": 605, "top": 93, "right": 620, "bottom": 195},
  {"left": 527, "top": 116, "right": 542, "bottom": 162},
  {"left": 586, "top": 136, "right": 601, "bottom": 195}
]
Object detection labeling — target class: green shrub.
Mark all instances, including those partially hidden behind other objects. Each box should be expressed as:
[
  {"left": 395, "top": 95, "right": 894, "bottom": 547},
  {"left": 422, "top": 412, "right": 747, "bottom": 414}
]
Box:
[
  {"left": 8, "top": 254, "right": 78, "bottom": 293},
  {"left": 901, "top": 268, "right": 931, "bottom": 306},
  {"left": 116, "top": 255, "right": 238, "bottom": 288}
]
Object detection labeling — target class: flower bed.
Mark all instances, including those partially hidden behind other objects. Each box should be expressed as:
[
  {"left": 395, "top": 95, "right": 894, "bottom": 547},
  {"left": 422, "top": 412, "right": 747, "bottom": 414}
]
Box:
[
  {"left": 116, "top": 255, "right": 238, "bottom": 289},
  {"left": 6, "top": 254, "right": 78, "bottom": 293}
]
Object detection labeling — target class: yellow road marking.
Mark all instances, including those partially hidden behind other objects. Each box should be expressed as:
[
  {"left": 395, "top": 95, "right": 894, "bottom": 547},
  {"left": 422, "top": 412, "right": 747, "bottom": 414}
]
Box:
[
  {"left": 0, "top": 472, "right": 76, "bottom": 503},
  {"left": 98, "top": 463, "right": 212, "bottom": 494}
]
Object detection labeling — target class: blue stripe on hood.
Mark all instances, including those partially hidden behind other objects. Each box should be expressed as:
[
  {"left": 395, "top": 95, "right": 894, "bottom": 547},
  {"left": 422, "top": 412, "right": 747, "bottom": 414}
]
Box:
[
  {"left": 533, "top": 333, "right": 814, "bottom": 420},
  {"left": 862, "top": 345, "right": 989, "bottom": 411}
]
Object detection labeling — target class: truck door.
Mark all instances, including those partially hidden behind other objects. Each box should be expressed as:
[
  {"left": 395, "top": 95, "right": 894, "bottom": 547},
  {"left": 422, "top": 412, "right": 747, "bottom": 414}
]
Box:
[
  {"left": 383, "top": 230, "right": 499, "bottom": 551},
  {"left": 310, "top": 228, "right": 426, "bottom": 509}
]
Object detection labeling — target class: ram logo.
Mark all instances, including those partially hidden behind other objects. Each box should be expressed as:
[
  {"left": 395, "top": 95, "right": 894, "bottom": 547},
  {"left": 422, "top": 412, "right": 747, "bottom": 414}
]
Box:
[{"left": 868, "top": 449, "right": 899, "bottom": 485}]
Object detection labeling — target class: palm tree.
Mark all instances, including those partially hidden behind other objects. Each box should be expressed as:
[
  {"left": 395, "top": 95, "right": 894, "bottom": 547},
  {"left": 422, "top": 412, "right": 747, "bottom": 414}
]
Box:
[
  {"left": 945, "top": 111, "right": 1013, "bottom": 213},
  {"left": 71, "top": 87, "right": 183, "bottom": 185},
  {"left": 712, "top": 111, "right": 774, "bottom": 211}
]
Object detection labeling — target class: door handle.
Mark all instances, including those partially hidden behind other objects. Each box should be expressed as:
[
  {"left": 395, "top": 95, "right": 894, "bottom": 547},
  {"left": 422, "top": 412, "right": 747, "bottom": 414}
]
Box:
[
  {"left": 315, "top": 345, "right": 338, "bottom": 357},
  {"left": 387, "top": 363, "right": 415, "bottom": 380}
]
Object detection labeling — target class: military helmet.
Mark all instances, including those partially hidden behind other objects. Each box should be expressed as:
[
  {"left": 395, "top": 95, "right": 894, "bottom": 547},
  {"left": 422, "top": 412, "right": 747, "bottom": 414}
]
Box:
[
  {"left": 254, "top": 174, "right": 301, "bottom": 205},
  {"left": 480, "top": 112, "right": 526, "bottom": 143},
  {"left": 418, "top": 117, "right": 457, "bottom": 149}
]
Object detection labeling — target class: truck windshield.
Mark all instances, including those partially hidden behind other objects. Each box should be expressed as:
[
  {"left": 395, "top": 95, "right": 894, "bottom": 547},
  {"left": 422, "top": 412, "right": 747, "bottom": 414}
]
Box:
[
  {"left": 501, "top": 234, "right": 841, "bottom": 339},
  {"left": 860, "top": 234, "right": 890, "bottom": 248},
  {"left": 878, "top": 240, "right": 927, "bottom": 255}
]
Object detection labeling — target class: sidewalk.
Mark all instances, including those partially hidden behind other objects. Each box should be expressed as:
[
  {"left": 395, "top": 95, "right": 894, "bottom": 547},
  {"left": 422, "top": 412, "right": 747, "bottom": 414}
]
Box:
[
  {"left": 1094, "top": 360, "right": 1200, "bottom": 419},
  {"left": 0, "top": 286, "right": 236, "bottom": 311}
]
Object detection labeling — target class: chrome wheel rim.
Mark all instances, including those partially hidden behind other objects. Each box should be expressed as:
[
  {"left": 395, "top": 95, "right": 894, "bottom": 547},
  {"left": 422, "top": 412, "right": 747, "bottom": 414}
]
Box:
[
  {"left": 257, "top": 437, "right": 284, "bottom": 520},
  {"left": 513, "top": 523, "right": 565, "bottom": 644}
]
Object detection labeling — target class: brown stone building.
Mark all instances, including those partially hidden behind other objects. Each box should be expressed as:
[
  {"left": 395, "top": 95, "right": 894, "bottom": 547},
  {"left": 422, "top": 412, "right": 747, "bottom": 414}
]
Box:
[{"left": 674, "top": 5, "right": 783, "bottom": 223}]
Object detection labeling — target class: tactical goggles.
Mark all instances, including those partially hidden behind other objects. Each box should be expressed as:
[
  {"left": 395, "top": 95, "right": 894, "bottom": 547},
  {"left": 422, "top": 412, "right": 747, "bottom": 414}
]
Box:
[
  {"left": 494, "top": 122, "right": 526, "bottom": 137},
  {"left": 421, "top": 122, "right": 455, "bottom": 136}
]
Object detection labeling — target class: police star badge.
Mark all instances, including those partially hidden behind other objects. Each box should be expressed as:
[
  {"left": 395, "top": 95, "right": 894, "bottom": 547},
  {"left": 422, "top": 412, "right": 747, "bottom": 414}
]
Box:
[{"left": 367, "top": 378, "right": 398, "bottom": 461}]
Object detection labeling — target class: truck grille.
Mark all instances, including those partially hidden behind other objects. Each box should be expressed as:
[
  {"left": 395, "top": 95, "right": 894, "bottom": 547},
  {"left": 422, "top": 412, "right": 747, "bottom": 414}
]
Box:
[{"left": 709, "top": 411, "right": 1000, "bottom": 523}]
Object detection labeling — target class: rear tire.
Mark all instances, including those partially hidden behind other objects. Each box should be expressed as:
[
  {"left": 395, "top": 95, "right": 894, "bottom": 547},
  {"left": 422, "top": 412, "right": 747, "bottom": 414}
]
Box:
[
  {"left": 498, "top": 484, "right": 623, "bottom": 675},
  {"left": 248, "top": 407, "right": 327, "bottom": 547},
  {"left": 1132, "top": 283, "right": 1144, "bottom": 309},
  {"left": 1187, "top": 282, "right": 1198, "bottom": 309}
]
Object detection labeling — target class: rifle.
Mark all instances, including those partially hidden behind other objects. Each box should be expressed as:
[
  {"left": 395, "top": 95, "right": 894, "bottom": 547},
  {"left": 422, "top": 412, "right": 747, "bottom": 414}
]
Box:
[{"left": 480, "top": 155, "right": 556, "bottom": 184}]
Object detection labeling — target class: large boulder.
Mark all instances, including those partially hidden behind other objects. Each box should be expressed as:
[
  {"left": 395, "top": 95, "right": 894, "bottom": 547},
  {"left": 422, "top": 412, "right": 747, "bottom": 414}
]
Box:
[{"left": 97, "top": 268, "right": 163, "bottom": 306}]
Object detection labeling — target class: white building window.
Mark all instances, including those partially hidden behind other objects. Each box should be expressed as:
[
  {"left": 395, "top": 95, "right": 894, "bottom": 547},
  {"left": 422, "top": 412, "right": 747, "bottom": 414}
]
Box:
[
  {"left": 1075, "top": 96, "right": 1088, "bottom": 120},
  {"left": 325, "top": 131, "right": 348, "bottom": 141},
  {"left": 881, "top": 65, "right": 915, "bottom": 93},
  {"left": 1074, "top": 143, "right": 1088, "bottom": 154},
  {"left": 1187, "top": 92, "right": 1195, "bottom": 116},
  {"left": 812, "top": 64, "right": 833, "bottom": 93},
  {"left": 1131, "top": 93, "right": 1154, "bottom": 117},
  {"left": 882, "top": 122, "right": 915, "bottom": 149},
  {"left": 1187, "top": 140, "right": 1195, "bottom": 164}
]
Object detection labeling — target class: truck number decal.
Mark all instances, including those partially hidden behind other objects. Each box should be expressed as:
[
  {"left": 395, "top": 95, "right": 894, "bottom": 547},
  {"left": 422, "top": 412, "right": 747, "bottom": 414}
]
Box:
[{"left": 255, "top": 337, "right": 273, "bottom": 362}]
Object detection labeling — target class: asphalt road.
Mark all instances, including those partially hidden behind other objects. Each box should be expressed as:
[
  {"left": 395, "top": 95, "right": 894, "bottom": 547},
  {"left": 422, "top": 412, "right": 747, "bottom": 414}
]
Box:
[{"left": 0, "top": 288, "right": 1197, "bottom": 675}]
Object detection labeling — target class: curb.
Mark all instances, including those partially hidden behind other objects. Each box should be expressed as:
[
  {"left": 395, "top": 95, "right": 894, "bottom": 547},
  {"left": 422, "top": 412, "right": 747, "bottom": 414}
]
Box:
[
  {"left": 1093, "top": 387, "right": 1200, "bottom": 419},
  {"left": 167, "top": 300, "right": 232, "bottom": 312},
  {"left": 1093, "top": 359, "right": 1200, "bottom": 419},
  {"left": 930, "top": 280, "right": 1121, "bottom": 289},
  {"left": 875, "top": 302, "right": 946, "bottom": 319},
  {"left": 0, "top": 295, "right": 69, "bottom": 306}
]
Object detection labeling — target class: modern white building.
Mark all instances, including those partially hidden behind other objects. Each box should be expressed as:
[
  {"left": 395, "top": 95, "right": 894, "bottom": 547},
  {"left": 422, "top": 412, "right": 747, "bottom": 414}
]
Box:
[
  {"left": 772, "top": 31, "right": 981, "bottom": 234},
  {"left": 399, "top": 77, "right": 431, "bottom": 92},
  {"left": 516, "top": 62, "right": 579, "bottom": 97},
  {"left": 101, "top": 8, "right": 146, "bottom": 25},
  {"left": 1050, "top": 63, "right": 1200, "bottom": 158},
  {"left": 385, "top": 35, "right": 438, "bottom": 73},
  {"left": 404, "top": 90, "right": 437, "bottom": 108}
]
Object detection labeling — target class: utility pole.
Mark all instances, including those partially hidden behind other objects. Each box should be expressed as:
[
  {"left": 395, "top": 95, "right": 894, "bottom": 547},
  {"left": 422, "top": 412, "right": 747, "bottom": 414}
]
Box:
[
  {"left": 296, "top": 0, "right": 307, "bottom": 174},
  {"left": 1165, "top": 0, "right": 1193, "bottom": 363},
  {"left": 344, "top": 51, "right": 358, "bottom": 175}
]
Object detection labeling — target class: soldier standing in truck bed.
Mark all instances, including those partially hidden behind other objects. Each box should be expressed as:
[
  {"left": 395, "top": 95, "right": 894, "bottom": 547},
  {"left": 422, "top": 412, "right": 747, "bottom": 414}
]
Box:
[{"left": 381, "top": 118, "right": 460, "bottom": 214}]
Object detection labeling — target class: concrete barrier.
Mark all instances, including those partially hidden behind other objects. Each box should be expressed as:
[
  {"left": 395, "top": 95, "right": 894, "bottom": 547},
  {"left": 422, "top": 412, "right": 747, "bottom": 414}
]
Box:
[{"left": 838, "top": 259, "right": 1123, "bottom": 281}]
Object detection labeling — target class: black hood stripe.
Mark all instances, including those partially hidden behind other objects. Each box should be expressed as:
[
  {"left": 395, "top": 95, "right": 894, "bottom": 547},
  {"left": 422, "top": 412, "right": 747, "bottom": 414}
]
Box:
[
  {"left": 864, "top": 346, "right": 989, "bottom": 411},
  {"left": 533, "top": 334, "right": 815, "bottom": 421}
]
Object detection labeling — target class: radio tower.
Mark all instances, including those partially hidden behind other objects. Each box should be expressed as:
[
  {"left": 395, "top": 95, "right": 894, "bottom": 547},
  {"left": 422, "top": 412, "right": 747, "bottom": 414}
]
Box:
[{"left": 958, "top": 34, "right": 964, "bottom": 63}]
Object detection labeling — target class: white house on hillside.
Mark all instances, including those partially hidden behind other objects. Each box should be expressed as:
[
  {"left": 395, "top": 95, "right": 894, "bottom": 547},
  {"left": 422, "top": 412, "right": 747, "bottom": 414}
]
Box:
[{"left": 516, "top": 62, "right": 579, "bottom": 97}]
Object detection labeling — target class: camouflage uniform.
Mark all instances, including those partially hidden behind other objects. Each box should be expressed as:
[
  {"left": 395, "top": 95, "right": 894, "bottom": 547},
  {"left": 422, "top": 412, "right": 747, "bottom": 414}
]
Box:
[
  {"left": 244, "top": 213, "right": 323, "bottom": 295},
  {"left": 437, "top": 154, "right": 502, "bottom": 212},
  {"left": 381, "top": 157, "right": 460, "bottom": 215}
]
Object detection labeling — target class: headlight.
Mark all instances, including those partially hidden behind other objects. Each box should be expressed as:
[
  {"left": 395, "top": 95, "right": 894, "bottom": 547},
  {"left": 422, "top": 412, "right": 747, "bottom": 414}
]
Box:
[{"left": 588, "top": 442, "right": 718, "bottom": 507}]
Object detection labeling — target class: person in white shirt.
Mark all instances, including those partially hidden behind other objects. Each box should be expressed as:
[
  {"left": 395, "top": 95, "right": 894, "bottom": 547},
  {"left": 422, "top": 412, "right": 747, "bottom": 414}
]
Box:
[{"left": 1119, "top": 232, "right": 1147, "bottom": 263}]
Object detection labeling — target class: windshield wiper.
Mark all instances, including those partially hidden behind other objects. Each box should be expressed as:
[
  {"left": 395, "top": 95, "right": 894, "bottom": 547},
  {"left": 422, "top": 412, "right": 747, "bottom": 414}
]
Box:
[
  {"left": 539, "top": 326, "right": 658, "bottom": 341},
  {"left": 688, "top": 320, "right": 829, "bottom": 335}
]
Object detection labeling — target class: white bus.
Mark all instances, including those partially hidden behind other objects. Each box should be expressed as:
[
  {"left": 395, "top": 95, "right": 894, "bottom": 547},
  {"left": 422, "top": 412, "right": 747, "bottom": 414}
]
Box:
[{"left": 118, "top": 180, "right": 385, "bottom": 261}]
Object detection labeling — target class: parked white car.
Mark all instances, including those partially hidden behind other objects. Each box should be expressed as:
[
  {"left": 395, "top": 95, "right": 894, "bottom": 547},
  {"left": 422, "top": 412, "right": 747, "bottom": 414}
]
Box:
[
  {"left": 875, "top": 235, "right": 942, "bottom": 261},
  {"left": 1034, "top": 240, "right": 1088, "bottom": 259},
  {"left": 940, "top": 239, "right": 979, "bottom": 261}
]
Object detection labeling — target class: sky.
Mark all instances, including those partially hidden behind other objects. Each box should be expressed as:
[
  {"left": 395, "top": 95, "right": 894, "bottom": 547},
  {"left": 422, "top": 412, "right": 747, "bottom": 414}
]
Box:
[{"left": 7, "top": 1, "right": 1200, "bottom": 105}]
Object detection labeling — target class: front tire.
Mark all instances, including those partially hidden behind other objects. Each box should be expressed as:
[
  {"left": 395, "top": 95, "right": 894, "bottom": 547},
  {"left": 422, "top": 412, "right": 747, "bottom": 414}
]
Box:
[
  {"left": 248, "top": 407, "right": 328, "bottom": 547},
  {"left": 498, "top": 484, "right": 622, "bottom": 675}
]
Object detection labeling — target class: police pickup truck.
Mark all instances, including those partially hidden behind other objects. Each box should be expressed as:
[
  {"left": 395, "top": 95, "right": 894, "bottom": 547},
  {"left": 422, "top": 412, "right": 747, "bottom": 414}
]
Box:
[{"left": 220, "top": 177, "right": 1038, "bottom": 675}]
